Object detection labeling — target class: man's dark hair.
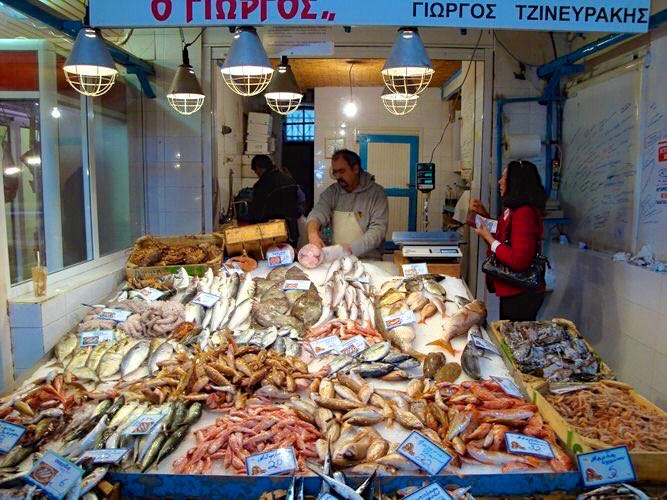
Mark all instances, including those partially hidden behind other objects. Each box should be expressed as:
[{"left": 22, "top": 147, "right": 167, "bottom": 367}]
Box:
[
  {"left": 251, "top": 155, "right": 273, "bottom": 172},
  {"left": 502, "top": 160, "right": 547, "bottom": 211},
  {"left": 331, "top": 149, "right": 361, "bottom": 170}
]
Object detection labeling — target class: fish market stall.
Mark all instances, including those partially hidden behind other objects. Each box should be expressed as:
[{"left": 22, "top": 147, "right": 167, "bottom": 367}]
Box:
[{"left": 0, "top": 252, "right": 647, "bottom": 499}]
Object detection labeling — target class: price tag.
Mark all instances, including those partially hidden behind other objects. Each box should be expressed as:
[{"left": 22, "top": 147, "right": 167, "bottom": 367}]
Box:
[
  {"left": 77, "top": 449, "right": 128, "bottom": 465},
  {"left": 79, "top": 330, "right": 115, "bottom": 348},
  {"left": 138, "top": 287, "right": 166, "bottom": 302},
  {"left": 470, "top": 334, "right": 499, "bottom": 354},
  {"left": 475, "top": 214, "right": 498, "bottom": 233},
  {"left": 339, "top": 336, "right": 370, "bottom": 357},
  {"left": 282, "top": 280, "right": 311, "bottom": 291},
  {"left": 577, "top": 446, "right": 636, "bottom": 488},
  {"left": 383, "top": 310, "right": 417, "bottom": 330},
  {"left": 358, "top": 275, "right": 371, "bottom": 284},
  {"left": 490, "top": 376, "right": 523, "bottom": 399},
  {"left": 222, "top": 262, "right": 245, "bottom": 275},
  {"left": 309, "top": 335, "right": 343, "bottom": 356},
  {"left": 549, "top": 383, "right": 591, "bottom": 395},
  {"left": 0, "top": 420, "right": 26, "bottom": 453},
  {"left": 267, "top": 249, "right": 293, "bottom": 267},
  {"left": 397, "top": 431, "right": 453, "bottom": 475},
  {"left": 192, "top": 292, "right": 220, "bottom": 308},
  {"left": 123, "top": 413, "right": 165, "bottom": 436},
  {"left": 404, "top": 483, "right": 452, "bottom": 500},
  {"left": 96, "top": 308, "right": 131, "bottom": 323},
  {"left": 505, "top": 433, "right": 554, "bottom": 459},
  {"left": 402, "top": 263, "right": 429, "bottom": 278},
  {"left": 245, "top": 447, "right": 297, "bottom": 476},
  {"left": 25, "top": 451, "right": 83, "bottom": 500}
]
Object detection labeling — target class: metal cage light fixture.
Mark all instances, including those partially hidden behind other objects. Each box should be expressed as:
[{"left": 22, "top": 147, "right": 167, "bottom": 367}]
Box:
[
  {"left": 382, "top": 27, "right": 434, "bottom": 95},
  {"left": 168, "top": 45, "right": 205, "bottom": 115},
  {"left": 381, "top": 87, "right": 419, "bottom": 116},
  {"left": 63, "top": 27, "right": 118, "bottom": 97},
  {"left": 264, "top": 56, "right": 303, "bottom": 115},
  {"left": 221, "top": 27, "right": 273, "bottom": 96}
]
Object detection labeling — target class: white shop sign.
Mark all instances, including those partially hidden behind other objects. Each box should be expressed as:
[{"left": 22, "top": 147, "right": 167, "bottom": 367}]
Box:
[{"left": 90, "top": 0, "right": 650, "bottom": 33}]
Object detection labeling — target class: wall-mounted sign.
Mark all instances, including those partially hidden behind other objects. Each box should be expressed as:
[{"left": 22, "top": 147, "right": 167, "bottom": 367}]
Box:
[{"left": 90, "top": 0, "right": 650, "bottom": 33}]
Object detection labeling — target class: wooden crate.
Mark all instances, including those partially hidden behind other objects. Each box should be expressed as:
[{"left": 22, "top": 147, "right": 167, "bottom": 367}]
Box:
[
  {"left": 224, "top": 220, "right": 288, "bottom": 258},
  {"left": 530, "top": 380, "right": 667, "bottom": 483},
  {"left": 488, "top": 318, "right": 613, "bottom": 390},
  {"left": 125, "top": 233, "right": 224, "bottom": 282}
]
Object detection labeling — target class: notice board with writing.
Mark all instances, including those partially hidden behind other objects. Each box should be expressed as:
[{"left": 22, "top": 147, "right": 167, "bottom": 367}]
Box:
[{"left": 561, "top": 69, "right": 641, "bottom": 253}]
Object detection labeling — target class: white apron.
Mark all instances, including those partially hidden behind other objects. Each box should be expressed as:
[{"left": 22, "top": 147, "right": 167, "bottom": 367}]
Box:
[{"left": 332, "top": 210, "right": 364, "bottom": 246}]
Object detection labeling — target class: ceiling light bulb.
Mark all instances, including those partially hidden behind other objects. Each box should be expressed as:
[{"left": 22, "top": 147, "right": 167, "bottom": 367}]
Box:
[
  {"left": 168, "top": 47, "right": 206, "bottom": 115},
  {"left": 340, "top": 122, "right": 347, "bottom": 128},
  {"left": 343, "top": 101, "right": 358, "bottom": 118},
  {"left": 265, "top": 56, "right": 303, "bottom": 115},
  {"left": 339, "top": 128, "right": 346, "bottom": 137},
  {"left": 51, "top": 107, "right": 61, "bottom": 119},
  {"left": 220, "top": 27, "right": 273, "bottom": 96},
  {"left": 63, "top": 28, "right": 118, "bottom": 97},
  {"left": 4, "top": 166, "right": 21, "bottom": 176},
  {"left": 382, "top": 27, "right": 434, "bottom": 96}
]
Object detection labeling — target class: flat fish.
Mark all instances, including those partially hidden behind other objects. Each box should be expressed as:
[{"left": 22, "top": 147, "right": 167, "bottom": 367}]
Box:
[
  {"left": 266, "top": 266, "right": 289, "bottom": 281},
  {"left": 291, "top": 291, "right": 323, "bottom": 327}
]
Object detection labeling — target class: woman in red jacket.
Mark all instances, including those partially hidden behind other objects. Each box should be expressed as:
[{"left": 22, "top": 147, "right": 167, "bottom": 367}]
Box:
[{"left": 471, "top": 160, "right": 547, "bottom": 321}]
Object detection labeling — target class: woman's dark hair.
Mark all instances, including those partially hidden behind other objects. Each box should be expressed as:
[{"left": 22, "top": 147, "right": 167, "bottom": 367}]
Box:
[
  {"left": 331, "top": 149, "right": 361, "bottom": 170},
  {"left": 502, "top": 160, "right": 547, "bottom": 211}
]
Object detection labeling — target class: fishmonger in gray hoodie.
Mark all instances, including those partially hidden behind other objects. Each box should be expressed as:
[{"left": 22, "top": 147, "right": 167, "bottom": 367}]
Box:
[{"left": 307, "top": 151, "right": 389, "bottom": 259}]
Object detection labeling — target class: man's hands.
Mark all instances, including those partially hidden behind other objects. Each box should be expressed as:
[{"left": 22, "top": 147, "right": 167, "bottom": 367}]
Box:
[
  {"left": 308, "top": 232, "right": 325, "bottom": 249},
  {"left": 342, "top": 244, "right": 352, "bottom": 255}
]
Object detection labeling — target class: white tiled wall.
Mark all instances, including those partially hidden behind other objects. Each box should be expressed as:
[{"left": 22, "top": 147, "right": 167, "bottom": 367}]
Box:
[
  {"left": 125, "top": 29, "right": 206, "bottom": 236},
  {"left": 541, "top": 243, "right": 667, "bottom": 409},
  {"left": 8, "top": 265, "right": 125, "bottom": 379},
  {"left": 314, "top": 87, "right": 462, "bottom": 232}
]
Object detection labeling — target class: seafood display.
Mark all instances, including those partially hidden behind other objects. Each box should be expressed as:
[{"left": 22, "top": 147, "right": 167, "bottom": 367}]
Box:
[
  {"left": 545, "top": 383, "right": 667, "bottom": 451},
  {"left": 128, "top": 236, "right": 222, "bottom": 267},
  {"left": 174, "top": 404, "right": 321, "bottom": 474},
  {"left": 498, "top": 320, "right": 604, "bottom": 382},
  {"left": 316, "top": 256, "right": 375, "bottom": 328},
  {"left": 7, "top": 251, "right": 653, "bottom": 500}
]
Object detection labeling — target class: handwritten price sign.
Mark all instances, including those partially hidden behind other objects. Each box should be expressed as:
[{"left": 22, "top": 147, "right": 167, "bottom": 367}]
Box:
[
  {"left": 404, "top": 482, "right": 453, "bottom": 500},
  {"left": 245, "top": 448, "right": 297, "bottom": 476},
  {"left": 96, "top": 308, "right": 131, "bottom": 323},
  {"left": 79, "top": 330, "right": 115, "bottom": 348},
  {"left": 267, "top": 249, "right": 293, "bottom": 267},
  {"left": 0, "top": 420, "right": 26, "bottom": 453},
  {"left": 505, "top": 433, "right": 554, "bottom": 459},
  {"left": 383, "top": 310, "right": 417, "bottom": 330},
  {"left": 397, "top": 431, "right": 452, "bottom": 475},
  {"left": 78, "top": 449, "right": 128, "bottom": 465},
  {"left": 309, "top": 335, "right": 342, "bottom": 356},
  {"left": 339, "top": 335, "right": 370, "bottom": 357},
  {"left": 192, "top": 292, "right": 220, "bottom": 309},
  {"left": 402, "top": 263, "right": 429, "bottom": 278},
  {"left": 138, "top": 287, "right": 166, "bottom": 301},
  {"left": 282, "top": 280, "right": 311, "bottom": 291},
  {"left": 25, "top": 451, "right": 83, "bottom": 500},
  {"left": 577, "top": 446, "right": 636, "bottom": 487},
  {"left": 123, "top": 413, "right": 165, "bottom": 436}
]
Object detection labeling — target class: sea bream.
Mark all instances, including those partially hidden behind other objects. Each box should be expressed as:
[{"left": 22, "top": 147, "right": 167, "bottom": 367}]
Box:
[{"left": 428, "top": 300, "right": 487, "bottom": 355}]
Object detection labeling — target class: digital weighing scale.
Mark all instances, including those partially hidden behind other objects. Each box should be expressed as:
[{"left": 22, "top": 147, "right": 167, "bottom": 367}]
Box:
[
  {"left": 392, "top": 231, "right": 464, "bottom": 277},
  {"left": 401, "top": 245, "right": 463, "bottom": 259}
]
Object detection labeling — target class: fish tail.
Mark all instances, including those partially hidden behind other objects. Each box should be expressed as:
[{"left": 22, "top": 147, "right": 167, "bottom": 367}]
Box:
[
  {"left": 407, "top": 349, "right": 426, "bottom": 362},
  {"left": 427, "top": 339, "right": 455, "bottom": 356}
]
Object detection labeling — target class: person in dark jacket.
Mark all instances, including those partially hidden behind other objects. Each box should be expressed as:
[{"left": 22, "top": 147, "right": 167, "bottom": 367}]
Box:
[
  {"left": 471, "top": 160, "right": 547, "bottom": 321},
  {"left": 247, "top": 155, "right": 302, "bottom": 247}
]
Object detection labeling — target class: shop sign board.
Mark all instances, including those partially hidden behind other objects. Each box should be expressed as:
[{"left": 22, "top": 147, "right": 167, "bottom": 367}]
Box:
[{"left": 90, "top": 0, "right": 651, "bottom": 33}]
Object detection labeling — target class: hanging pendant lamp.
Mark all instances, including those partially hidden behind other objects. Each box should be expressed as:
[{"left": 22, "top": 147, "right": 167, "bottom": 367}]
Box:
[
  {"left": 64, "top": 27, "right": 118, "bottom": 97},
  {"left": 21, "top": 111, "right": 41, "bottom": 168},
  {"left": 265, "top": 57, "right": 303, "bottom": 115},
  {"left": 381, "top": 87, "right": 419, "bottom": 116},
  {"left": 382, "top": 27, "right": 434, "bottom": 96},
  {"left": 168, "top": 46, "right": 205, "bottom": 115},
  {"left": 221, "top": 27, "right": 273, "bottom": 96}
]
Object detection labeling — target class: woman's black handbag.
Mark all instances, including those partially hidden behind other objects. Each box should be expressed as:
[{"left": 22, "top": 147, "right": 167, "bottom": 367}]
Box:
[{"left": 481, "top": 213, "right": 550, "bottom": 290}]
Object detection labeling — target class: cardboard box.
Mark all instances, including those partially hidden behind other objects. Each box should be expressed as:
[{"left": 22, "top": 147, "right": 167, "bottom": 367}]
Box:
[
  {"left": 530, "top": 380, "right": 667, "bottom": 483},
  {"left": 246, "top": 140, "right": 274, "bottom": 155},
  {"left": 247, "top": 121, "right": 272, "bottom": 136},
  {"left": 248, "top": 112, "right": 271, "bottom": 125},
  {"left": 246, "top": 132, "right": 272, "bottom": 143}
]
